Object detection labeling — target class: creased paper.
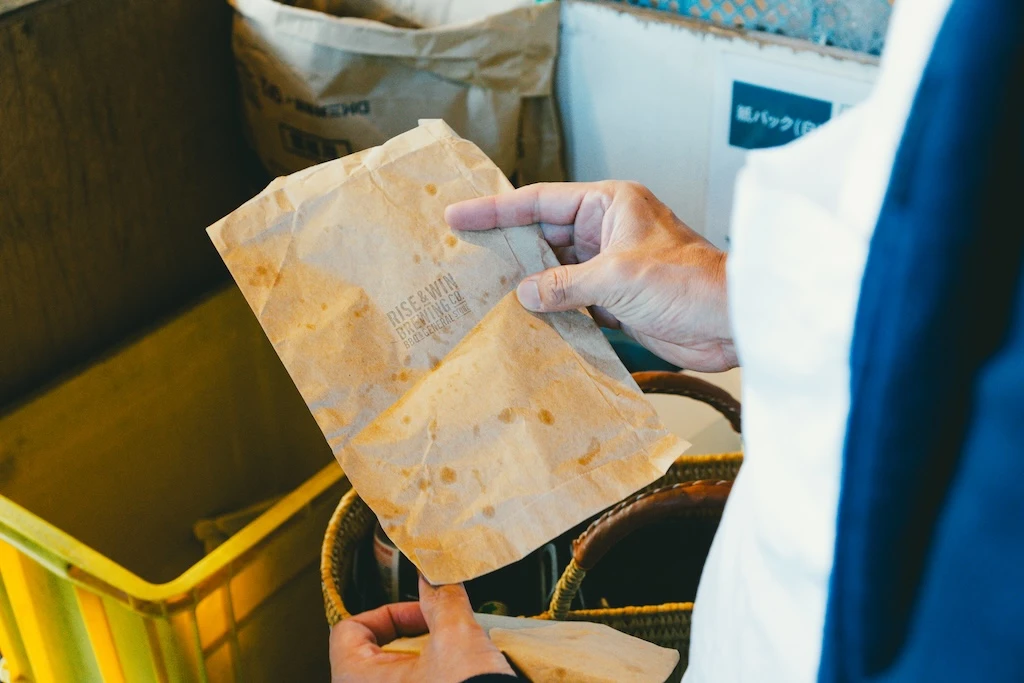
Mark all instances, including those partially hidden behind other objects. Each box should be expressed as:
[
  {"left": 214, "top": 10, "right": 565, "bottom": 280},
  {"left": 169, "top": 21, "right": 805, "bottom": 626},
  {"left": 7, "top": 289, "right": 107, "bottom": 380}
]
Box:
[
  {"left": 229, "top": 0, "right": 564, "bottom": 183},
  {"left": 383, "top": 615, "right": 681, "bottom": 682},
  {"left": 207, "top": 120, "right": 688, "bottom": 583},
  {"left": 491, "top": 621, "right": 680, "bottom": 683}
]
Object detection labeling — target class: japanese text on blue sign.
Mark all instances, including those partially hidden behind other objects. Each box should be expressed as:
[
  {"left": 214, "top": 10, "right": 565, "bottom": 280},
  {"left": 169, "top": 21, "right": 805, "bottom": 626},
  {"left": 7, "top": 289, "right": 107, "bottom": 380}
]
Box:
[{"left": 729, "top": 81, "right": 833, "bottom": 150}]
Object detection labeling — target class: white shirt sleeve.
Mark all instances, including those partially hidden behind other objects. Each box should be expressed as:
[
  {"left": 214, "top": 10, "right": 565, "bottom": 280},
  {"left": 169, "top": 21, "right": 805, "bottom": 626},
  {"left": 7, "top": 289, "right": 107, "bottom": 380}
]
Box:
[{"left": 683, "top": 1, "right": 953, "bottom": 680}]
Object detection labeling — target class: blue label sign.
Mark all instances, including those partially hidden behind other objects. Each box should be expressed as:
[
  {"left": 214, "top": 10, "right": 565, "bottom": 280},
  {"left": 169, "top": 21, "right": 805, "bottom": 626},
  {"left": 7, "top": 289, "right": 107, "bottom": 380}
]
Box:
[{"left": 728, "top": 81, "right": 833, "bottom": 150}]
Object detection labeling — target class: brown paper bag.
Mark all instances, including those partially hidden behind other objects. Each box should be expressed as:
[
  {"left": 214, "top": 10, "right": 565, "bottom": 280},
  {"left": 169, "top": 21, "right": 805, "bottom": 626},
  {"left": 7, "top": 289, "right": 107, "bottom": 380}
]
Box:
[
  {"left": 228, "top": 0, "right": 564, "bottom": 184},
  {"left": 382, "top": 615, "right": 680, "bottom": 682},
  {"left": 207, "top": 120, "right": 687, "bottom": 583},
  {"left": 491, "top": 622, "right": 680, "bottom": 682}
]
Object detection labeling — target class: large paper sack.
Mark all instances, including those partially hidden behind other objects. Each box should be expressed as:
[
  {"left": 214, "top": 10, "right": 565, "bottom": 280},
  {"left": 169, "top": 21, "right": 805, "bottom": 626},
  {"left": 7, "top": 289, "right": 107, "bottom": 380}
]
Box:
[
  {"left": 229, "top": 0, "right": 563, "bottom": 184},
  {"left": 207, "top": 120, "right": 687, "bottom": 583}
]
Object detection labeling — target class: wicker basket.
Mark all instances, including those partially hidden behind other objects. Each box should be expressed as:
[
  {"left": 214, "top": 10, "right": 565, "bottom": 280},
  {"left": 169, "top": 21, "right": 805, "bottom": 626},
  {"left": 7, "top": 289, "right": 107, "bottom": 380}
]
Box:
[
  {"left": 537, "top": 479, "right": 732, "bottom": 673},
  {"left": 321, "top": 371, "right": 743, "bottom": 642}
]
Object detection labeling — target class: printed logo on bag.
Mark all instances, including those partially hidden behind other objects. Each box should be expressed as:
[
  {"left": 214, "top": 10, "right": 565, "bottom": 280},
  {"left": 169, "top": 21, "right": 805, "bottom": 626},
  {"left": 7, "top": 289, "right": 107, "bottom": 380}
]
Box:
[
  {"left": 386, "top": 273, "right": 472, "bottom": 349},
  {"left": 279, "top": 124, "right": 353, "bottom": 162},
  {"left": 728, "top": 81, "right": 833, "bottom": 150},
  {"left": 294, "top": 99, "right": 371, "bottom": 119}
]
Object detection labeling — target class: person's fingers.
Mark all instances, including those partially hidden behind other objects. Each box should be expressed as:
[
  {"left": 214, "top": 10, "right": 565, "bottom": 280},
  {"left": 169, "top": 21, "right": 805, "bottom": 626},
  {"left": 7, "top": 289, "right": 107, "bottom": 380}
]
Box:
[
  {"left": 330, "top": 618, "right": 382, "bottom": 674},
  {"left": 623, "top": 324, "right": 737, "bottom": 373},
  {"left": 418, "top": 578, "right": 480, "bottom": 635},
  {"left": 417, "top": 578, "right": 517, "bottom": 680},
  {"left": 516, "top": 256, "right": 610, "bottom": 313},
  {"left": 445, "top": 183, "right": 597, "bottom": 231},
  {"left": 539, "top": 222, "right": 574, "bottom": 247},
  {"left": 336, "top": 602, "right": 428, "bottom": 649},
  {"left": 588, "top": 305, "right": 620, "bottom": 329},
  {"left": 329, "top": 618, "right": 418, "bottom": 680},
  {"left": 551, "top": 246, "right": 579, "bottom": 265}
]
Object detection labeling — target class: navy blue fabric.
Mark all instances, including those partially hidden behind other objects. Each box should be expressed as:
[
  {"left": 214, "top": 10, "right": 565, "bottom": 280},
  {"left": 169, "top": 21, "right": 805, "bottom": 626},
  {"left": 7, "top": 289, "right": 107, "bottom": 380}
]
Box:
[{"left": 819, "top": 1, "right": 1024, "bottom": 681}]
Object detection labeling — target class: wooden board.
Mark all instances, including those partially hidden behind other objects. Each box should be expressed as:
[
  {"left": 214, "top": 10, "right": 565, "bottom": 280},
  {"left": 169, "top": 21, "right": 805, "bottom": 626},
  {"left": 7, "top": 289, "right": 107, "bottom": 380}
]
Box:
[{"left": 0, "top": 0, "right": 268, "bottom": 407}]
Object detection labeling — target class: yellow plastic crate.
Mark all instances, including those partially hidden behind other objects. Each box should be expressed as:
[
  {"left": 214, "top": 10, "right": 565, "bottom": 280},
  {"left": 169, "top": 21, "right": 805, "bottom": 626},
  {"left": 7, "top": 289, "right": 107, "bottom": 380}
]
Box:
[{"left": 0, "top": 287, "right": 346, "bottom": 682}]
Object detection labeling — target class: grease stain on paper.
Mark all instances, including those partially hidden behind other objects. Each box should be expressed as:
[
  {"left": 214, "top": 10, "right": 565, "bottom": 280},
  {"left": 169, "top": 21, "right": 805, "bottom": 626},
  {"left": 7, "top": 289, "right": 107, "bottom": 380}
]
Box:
[{"left": 578, "top": 438, "right": 601, "bottom": 467}]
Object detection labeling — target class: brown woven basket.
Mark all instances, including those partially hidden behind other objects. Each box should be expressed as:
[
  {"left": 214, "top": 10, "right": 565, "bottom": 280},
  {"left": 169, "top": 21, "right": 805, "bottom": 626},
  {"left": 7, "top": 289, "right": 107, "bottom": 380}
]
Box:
[
  {"left": 321, "top": 371, "right": 743, "bottom": 633},
  {"left": 537, "top": 479, "right": 732, "bottom": 673}
]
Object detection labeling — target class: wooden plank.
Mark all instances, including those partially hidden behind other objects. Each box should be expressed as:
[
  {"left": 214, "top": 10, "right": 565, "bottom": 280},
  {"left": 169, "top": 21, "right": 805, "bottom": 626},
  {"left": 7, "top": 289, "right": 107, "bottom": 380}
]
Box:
[{"left": 0, "top": 0, "right": 267, "bottom": 407}]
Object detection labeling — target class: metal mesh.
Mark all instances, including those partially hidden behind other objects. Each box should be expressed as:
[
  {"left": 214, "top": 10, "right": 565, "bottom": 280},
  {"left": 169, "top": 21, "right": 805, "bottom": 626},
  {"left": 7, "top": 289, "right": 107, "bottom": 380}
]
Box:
[{"left": 613, "top": 0, "right": 892, "bottom": 55}]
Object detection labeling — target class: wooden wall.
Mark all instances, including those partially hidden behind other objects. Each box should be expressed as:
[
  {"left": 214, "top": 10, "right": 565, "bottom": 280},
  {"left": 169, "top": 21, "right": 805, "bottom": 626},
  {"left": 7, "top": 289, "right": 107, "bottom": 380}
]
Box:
[{"left": 0, "top": 0, "right": 267, "bottom": 408}]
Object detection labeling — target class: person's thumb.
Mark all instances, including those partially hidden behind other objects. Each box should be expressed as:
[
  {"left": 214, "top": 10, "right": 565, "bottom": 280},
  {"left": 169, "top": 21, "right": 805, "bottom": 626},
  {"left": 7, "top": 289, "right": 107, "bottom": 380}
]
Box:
[
  {"left": 516, "top": 256, "right": 609, "bottom": 313},
  {"left": 418, "top": 578, "right": 479, "bottom": 636},
  {"left": 417, "top": 578, "right": 516, "bottom": 679}
]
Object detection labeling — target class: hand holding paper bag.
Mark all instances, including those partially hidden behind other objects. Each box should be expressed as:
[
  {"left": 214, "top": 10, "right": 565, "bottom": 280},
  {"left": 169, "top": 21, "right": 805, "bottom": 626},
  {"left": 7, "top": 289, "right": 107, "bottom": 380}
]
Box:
[
  {"left": 446, "top": 180, "right": 736, "bottom": 373},
  {"left": 330, "top": 581, "right": 680, "bottom": 682},
  {"left": 207, "top": 120, "right": 688, "bottom": 583}
]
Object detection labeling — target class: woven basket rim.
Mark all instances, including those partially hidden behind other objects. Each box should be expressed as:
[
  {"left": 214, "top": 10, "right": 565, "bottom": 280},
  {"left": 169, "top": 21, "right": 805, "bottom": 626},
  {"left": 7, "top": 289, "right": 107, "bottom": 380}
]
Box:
[
  {"left": 321, "top": 487, "right": 364, "bottom": 624},
  {"left": 541, "top": 601, "right": 695, "bottom": 619},
  {"left": 321, "top": 452, "right": 743, "bottom": 624}
]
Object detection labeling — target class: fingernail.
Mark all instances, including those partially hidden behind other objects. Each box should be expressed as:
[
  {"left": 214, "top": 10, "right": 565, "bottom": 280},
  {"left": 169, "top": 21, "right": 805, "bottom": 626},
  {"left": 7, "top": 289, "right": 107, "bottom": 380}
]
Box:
[
  {"left": 517, "top": 279, "right": 542, "bottom": 311},
  {"left": 443, "top": 205, "right": 457, "bottom": 228}
]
